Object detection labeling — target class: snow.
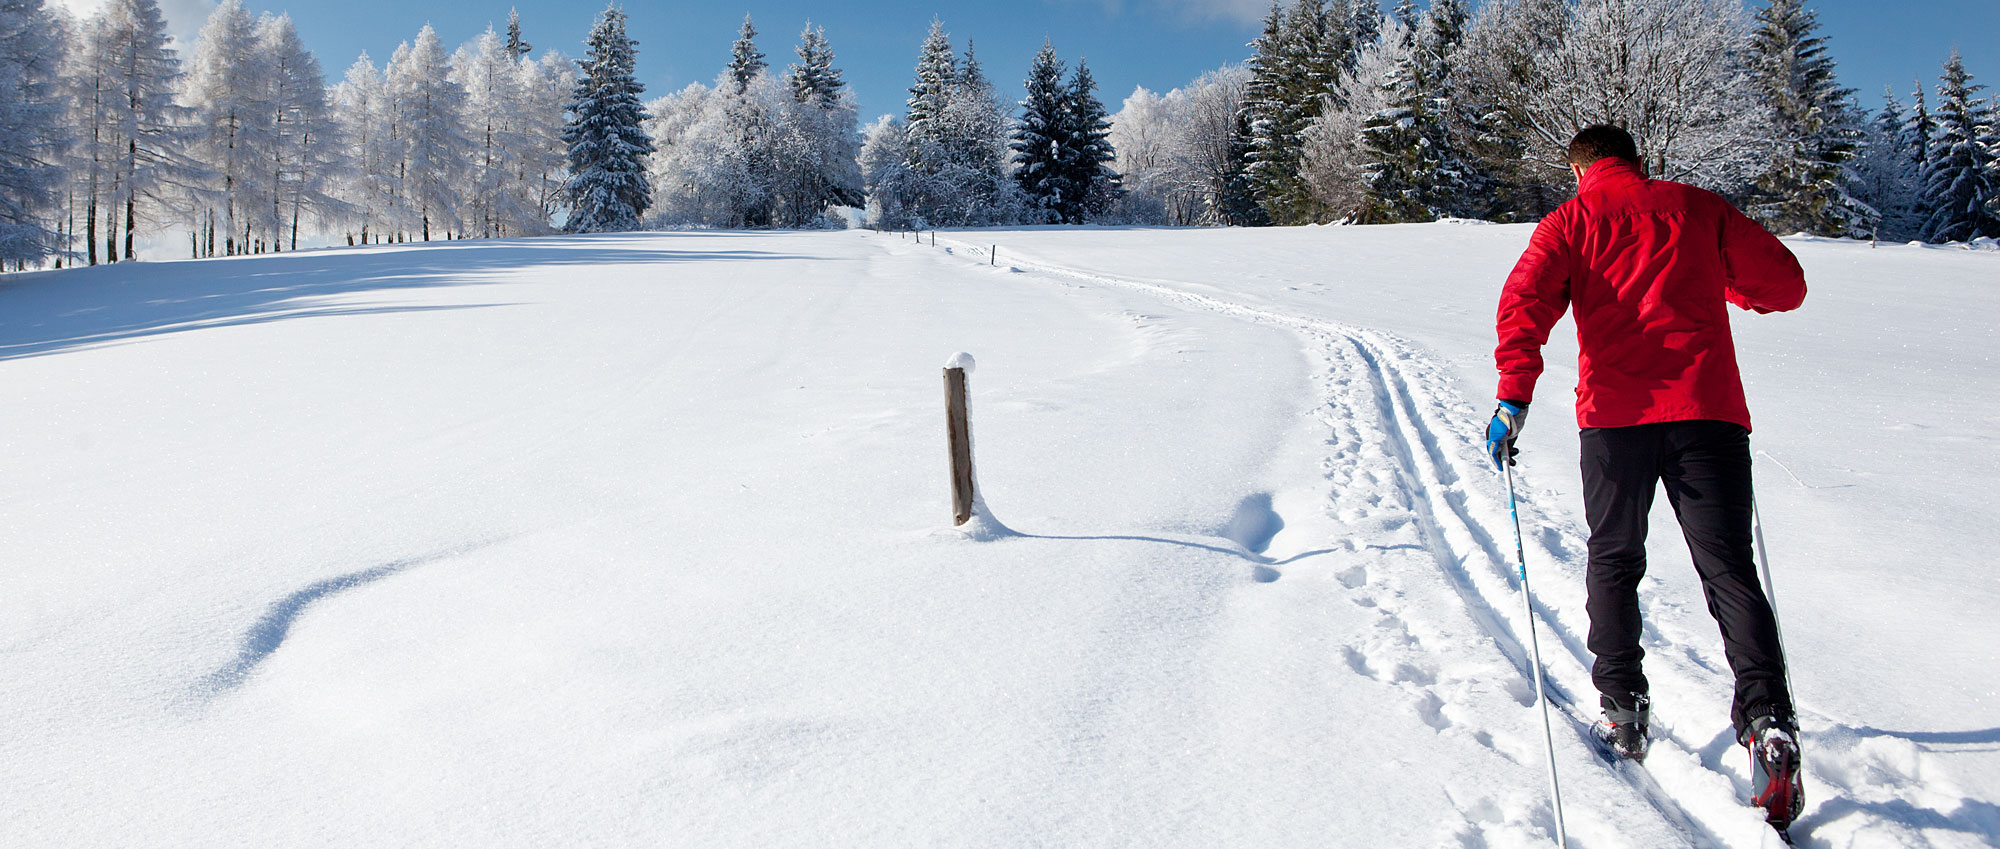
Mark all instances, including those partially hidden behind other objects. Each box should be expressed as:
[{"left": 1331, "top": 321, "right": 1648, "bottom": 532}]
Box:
[{"left": 2, "top": 224, "right": 1995, "bottom": 847}]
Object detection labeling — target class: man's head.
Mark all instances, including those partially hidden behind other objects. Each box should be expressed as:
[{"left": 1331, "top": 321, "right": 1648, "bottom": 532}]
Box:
[{"left": 1567, "top": 124, "right": 1641, "bottom": 183}]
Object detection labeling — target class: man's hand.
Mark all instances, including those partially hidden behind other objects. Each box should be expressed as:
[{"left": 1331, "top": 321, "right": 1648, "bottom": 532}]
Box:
[{"left": 1485, "top": 400, "right": 1529, "bottom": 469}]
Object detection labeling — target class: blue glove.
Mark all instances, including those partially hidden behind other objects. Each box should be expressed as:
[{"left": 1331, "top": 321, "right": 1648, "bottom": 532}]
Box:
[{"left": 1485, "top": 400, "right": 1528, "bottom": 468}]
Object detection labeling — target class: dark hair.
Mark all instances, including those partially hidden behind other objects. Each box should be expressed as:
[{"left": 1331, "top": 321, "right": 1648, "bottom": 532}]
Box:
[{"left": 1567, "top": 124, "right": 1641, "bottom": 168}]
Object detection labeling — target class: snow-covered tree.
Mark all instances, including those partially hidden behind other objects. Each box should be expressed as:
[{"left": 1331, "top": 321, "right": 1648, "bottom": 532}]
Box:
[
  {"left": 181, "top": 0, "right": 272, "bottom": 256},
  {"left": 1456, "top": 0, "right": 1765, "bottom": 195},
  {"left": 331, "top": 52, "right": 405, "bottom": 244},
  {"left": 0, "top": 0, "right": 69, "bottom": 267},
  {"left": 563, "top": 4, "right": 653, "bottom": 233},
  {"left": 66, "top": 0, "right": 183, "bottom": 264},
  {"left": 786, "top": 22, "right": 839, "bottom": 106},
  {"left": 1107, "top": 85, "right": 1174, "bottom": 222},
  {"left": 1061, "top": 59, "right": 1120, "bottom": 222},
  {"left": 904, "top": 20, "right": 956, "bottom": 155},
  {"left": 1920, "top": 52, "right": 1999, "bottom": 243},
  {"left": 66, "top": 10, "right": 119, "bottom": 264},
  {"left": 1851, "top": 89, "right": 1924, "bottom": 242},
  {"left": 1306, "top": 18, "right": 1408, "bottom": 220},
  {"left": 1744, "top": 0, "right": 1868, "bottom": 237},
  {"left": 777, "top": 24, "right": 861, "bottom": 222},
  {"left": 1110, "top": 66, "right": 1257, "bottom": 226},
  {"left": 505, "top": 7, "right": 532, "bottom": 62},
  {"left": 645, "top": 22, "right": 858, "bottom": 230},
  {"left": 259, "top": 14, "right": 342, "bottom": 251},
  {"left": 1011, "top": 41, "right": 1071, "bottom": 222},
  {"left": 518, "top": 51, "right": 575, "bottom": 227},
  {"left": 726, "top": 15, "right": 765, "bottom": 96},
  {"left": 1348, "top": 0, "right": 1482, "bottom": 224},
  {"left": 452, "top": 27, "right": 544, "bottom": 238},
  {"left": 873, "top": 23, "right": 1021, "bottom": 228},
  {"left": 1243, "top": 0, "right": 1371, "bottom": 225},
  {"left": 860, "top": 115, "right": 916, "bottom": 228},
  {"left": 1011, "top": 46, "right": 1119, "bottom": 224},
  {"left": 389, "top": 25, "right": 469, "bottom": 241}
]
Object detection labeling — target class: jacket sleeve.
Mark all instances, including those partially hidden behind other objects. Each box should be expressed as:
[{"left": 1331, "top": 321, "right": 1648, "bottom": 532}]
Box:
[
  {"left": 1718, "top": 202, "right": 1807, "bottom": 314},
  {"left": 1494, "top": 211, "right": 1573, "bottom": 404}
]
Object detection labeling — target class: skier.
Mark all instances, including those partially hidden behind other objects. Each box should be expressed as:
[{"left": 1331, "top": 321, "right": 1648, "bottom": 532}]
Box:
[{"left": 1482, "top": 125, "right": 1808, "bottom": 832}]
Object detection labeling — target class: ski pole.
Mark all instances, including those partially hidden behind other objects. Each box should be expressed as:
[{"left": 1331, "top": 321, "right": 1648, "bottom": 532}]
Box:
[
  {"left": 1751, "top": 498, "right": 1800, "bottom": 732},
  {"left": 1505, "top": 460, "right": 1569, "bottom": 849}
]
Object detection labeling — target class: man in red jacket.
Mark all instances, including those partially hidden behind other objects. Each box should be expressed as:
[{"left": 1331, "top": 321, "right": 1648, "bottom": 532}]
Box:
[{"left": 1484, "top": 125, "right": 1807, "bottom": 829}]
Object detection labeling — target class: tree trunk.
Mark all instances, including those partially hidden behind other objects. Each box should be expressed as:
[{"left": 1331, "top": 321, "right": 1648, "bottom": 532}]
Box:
[{"left": 86, "top": 196, "right": 98, "bottom": 266}]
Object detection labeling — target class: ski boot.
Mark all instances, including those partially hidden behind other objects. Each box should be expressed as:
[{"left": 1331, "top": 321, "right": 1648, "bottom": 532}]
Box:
[
  {"left": 1745, "top": 714, "right": 1805, "bottom": 839},
  {"left": 1591, "top": 693, "right": 1650, "bottom": 762}
]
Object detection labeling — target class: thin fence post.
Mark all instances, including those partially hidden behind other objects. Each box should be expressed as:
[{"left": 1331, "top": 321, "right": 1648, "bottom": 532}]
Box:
[
  {"left": 991, "top": 245, "right": 997, "bottom": 266},
  {"left": 944, "top": 353, "right": 977, "bottom": 526}
]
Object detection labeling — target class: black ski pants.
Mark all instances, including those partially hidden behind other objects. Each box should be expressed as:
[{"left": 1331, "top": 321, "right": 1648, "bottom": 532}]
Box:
[{"left": 1580, "top": 419, "right": 1792, "bottom": 737}]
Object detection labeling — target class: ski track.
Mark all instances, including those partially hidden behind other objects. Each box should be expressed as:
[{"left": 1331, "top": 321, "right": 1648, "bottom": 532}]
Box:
[{"left": 926, "top": 235, "right": 1948, "bottom": 848}]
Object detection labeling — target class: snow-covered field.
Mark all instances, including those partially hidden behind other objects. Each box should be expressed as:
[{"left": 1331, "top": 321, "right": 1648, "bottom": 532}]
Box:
[{"left": 1, "top": 224, "right": 1993, "bottom": 847}]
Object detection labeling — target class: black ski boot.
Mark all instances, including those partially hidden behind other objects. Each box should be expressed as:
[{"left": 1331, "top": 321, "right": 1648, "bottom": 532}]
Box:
[
  {"left": 1745, "top": 714, "right": 1805, "bottom": 839},
  {"left": 1591, "top": 693, "right": 1650, "bottom": 761}
]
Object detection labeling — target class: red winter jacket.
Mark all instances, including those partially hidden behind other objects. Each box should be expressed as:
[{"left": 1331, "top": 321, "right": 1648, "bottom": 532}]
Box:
[{"left": 1493, "top": 158, "right": 1806, "bottom": 431}]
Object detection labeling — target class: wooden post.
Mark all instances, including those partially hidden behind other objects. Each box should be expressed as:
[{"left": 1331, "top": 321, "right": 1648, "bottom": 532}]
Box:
[
  {"left": 991, "top": 245, "right": 997, "bottom": 266},
  {"left": 944, "top": 353, "right": 977, "bottom": 526}
]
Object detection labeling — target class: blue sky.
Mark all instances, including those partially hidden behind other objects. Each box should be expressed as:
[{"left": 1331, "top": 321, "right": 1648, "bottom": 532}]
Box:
[{"left": 55, "top": 0, "right": 1999, "bottom": 120}]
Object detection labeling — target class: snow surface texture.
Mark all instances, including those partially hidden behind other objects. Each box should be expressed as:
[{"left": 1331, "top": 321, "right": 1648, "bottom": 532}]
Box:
[{"left": 1, "top": 226, "right": 1993, "bottom": 848}]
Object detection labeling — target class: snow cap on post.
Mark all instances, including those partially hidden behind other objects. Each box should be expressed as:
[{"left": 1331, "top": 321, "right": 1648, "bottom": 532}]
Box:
[{"left": 945, "top": 352, "right": 976, "bottom": 373}]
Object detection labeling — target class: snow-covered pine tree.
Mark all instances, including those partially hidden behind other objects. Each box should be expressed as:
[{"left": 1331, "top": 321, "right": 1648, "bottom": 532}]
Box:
[
  {"left": 935, "top": 43, "right": 1020, "bottom": 225},
  {"left": 182, "top": 0, "right": 273, "bottom": 257},
  {"left": 0, "top": 0, "right": 69, "bottom": 267},
  {"left": 727, "top": 15, "right": 765, "bottom": 97},
  {"left": 389, "top": 25, "right": 469, "bottom": 241},
  {"left": 1345, "top": 0, "right": 1381, "bottom": 53},
  {"left": 882, "top": 23, "right": 1018, "bottom": 227},
  {"left": 1851, "top": 89, "right": 1923, "bottom": 242},
  {"left": 1986, "top": 96, "right": 2000, "bottom": 226},
  {"left": 1244, "top": 1, "right": 1329, "bottom": 224},
  {"left": 259, "top": 14, "right": 342, "bottom": 251},
  {"left": 903, "top": 19, "right": 957, "bottom": 168},
  {"left": 1062, "top": 59, "right": 1120, "bottom": 222},
  {"left": 786, "top": 23, "right": 840, "bottom": 107},
  {"left": 1355, "top": 21, "right": 1432, "bottom": 223},
  {"left": 1011, "top": 40, "right": 1071, "bottom": 222},
  {"left": 94, "top": 0, "right": 184, "bottom": 262},
  {"left": 506, "top": 8, "right": 532, "bottom": 62},
  {"left": 1745, "top": 0, "right": 1868, "bottom": 237},
  {"left": 1920, "top": 51, "right": 1999, "bottom": 242},
  {"left": 780, "top": 23, "right": 862, "bottom": 221},
  {"left": 563, "top": 4, "right": 653, "bottom": 233},
  {"left": 1354, "top": 0, "right": 1480, "bottom": 223},
  {"left": 1246, "top": 0, "right": 1373, "bottom": 225}
]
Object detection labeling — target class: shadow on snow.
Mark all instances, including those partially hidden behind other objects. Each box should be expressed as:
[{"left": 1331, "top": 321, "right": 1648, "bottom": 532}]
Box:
[{"left": 0, "top": 234, "right": 811, "bottom": 362}]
